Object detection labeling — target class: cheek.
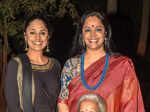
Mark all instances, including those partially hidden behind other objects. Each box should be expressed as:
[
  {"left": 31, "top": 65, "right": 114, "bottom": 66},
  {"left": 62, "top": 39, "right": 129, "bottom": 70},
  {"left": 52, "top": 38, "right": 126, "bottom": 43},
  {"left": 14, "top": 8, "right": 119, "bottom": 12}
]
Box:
[
  {"left": 97, "top": 33, "right": 105, "bottom": 40},
  {"left": 28, "top": 37, "right": 34, "bottom": 41},
  {"left": 40, "top": 36, "right": 48, "bottom": 42},
  {"left": 26, "top": 35, "right": 35, "bottom": 41},
  {"left": 26, "top": 37, "right": 34, "bottom": 44},
  {"left": 82, "top": 32, "right": 89, "bottom": 40},
  {"left": 42, "top": 38, "right": 49, "bottom": 46}
]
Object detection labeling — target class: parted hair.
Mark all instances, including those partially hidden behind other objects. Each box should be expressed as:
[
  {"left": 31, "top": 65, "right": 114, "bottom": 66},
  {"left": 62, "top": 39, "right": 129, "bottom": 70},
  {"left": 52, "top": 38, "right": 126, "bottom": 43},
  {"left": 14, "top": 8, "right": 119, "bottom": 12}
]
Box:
[{"left": 70, "top": 10, "right": 113, "bottom": 57}]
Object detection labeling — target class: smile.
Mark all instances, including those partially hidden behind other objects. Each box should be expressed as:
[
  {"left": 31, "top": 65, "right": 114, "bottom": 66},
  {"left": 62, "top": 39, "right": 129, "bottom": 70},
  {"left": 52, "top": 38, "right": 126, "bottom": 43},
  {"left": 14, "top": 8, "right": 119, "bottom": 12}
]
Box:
[
  {"left": 89, "top": 39, "right": 98, "bottom": 43},
  {"left": 32, "top": 41, "right": 42, "bottom": 45}
]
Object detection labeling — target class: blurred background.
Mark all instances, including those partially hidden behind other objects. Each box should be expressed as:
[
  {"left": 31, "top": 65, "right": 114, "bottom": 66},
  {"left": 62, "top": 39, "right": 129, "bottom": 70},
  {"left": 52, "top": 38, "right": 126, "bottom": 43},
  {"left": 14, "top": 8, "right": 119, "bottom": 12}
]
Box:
[{"left": 0, "top": 0, "right": 150, "bottom": 111}]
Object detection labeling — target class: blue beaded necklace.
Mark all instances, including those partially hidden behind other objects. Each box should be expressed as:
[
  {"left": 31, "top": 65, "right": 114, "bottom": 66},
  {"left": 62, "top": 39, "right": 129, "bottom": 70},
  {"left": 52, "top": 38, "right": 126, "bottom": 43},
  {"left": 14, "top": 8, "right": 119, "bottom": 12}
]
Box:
[{"left": 80, "top": 53, "right": 109, "bottom": 90}]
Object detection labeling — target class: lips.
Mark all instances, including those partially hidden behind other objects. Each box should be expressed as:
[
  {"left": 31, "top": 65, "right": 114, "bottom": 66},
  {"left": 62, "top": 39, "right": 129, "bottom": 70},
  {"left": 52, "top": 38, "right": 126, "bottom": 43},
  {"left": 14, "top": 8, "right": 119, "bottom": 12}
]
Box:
[
  {"left": 32, "top": 41, "right": 42, "bottom": 45},
  {"left": 89, "top": 39, "right": 98, "bottom": 43}
]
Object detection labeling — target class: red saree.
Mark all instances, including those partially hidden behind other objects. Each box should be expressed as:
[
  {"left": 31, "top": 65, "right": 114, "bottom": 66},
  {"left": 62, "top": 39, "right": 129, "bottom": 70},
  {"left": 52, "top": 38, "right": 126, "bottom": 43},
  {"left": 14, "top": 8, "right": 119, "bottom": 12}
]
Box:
[{"left": 67, "top": 56, "right": 145, "bottom": 112}]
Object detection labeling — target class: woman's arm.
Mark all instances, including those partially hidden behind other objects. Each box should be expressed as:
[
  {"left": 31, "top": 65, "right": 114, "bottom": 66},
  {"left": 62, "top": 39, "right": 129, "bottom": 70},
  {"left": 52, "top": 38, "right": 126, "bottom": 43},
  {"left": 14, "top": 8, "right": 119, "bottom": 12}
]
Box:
[
  {"left": 58, "top": 102, "right": 69, "bottom": 112},
  {"left": 5, "top": 60, "right": 20, "bottom": 112},
  {"left": 120, "top": 59, "right": 145, "bottom": 112},
  {"left": 57, "top": 59, "right": 74, "bottom": 112}
]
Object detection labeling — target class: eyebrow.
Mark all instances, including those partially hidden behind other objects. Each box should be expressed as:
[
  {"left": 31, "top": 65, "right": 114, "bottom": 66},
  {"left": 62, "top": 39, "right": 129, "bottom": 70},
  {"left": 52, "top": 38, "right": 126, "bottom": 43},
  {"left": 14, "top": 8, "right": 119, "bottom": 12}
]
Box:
[
  {"left": 29, "top": 28, "right": 48, "bottom": 32},
  {"left": 84, "top": 25, "right": 104, "bottom": 28},
  {"left": 40, "top": 29, "right": 48, "bottom": 32}
]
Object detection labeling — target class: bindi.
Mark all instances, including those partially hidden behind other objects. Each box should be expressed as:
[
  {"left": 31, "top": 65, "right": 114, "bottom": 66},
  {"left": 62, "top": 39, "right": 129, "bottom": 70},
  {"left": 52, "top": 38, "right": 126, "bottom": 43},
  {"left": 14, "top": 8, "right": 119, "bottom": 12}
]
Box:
[{"left": 91, "top": 25, "right": 95, "bottom": 27}]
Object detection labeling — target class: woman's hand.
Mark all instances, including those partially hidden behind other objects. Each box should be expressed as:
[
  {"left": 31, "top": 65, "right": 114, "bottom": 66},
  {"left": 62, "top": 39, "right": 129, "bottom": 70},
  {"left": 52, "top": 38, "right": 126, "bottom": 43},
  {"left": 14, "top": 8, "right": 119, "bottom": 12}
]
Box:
[{"left": 58, "top": 102, "right": 69, "bottom": 112}]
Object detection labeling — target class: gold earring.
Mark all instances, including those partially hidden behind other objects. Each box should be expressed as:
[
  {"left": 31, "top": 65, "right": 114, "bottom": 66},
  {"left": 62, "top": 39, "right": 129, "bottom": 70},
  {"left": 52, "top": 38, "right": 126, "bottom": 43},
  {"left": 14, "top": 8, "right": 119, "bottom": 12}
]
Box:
[
  {"left": 46, "top": 42, "right": 50, "bottom": 52},
  {"left": 25, "top": 41, "right": 28, "bottom": 51},
  {"left": 80, "top": 34, "right": 85, "bottom": 47},
  {"left": 104, "top": 38, "right": 107, "bottom": 46},
  {"left": 82, "top": 39, "right": 86, "bottom": 47}
]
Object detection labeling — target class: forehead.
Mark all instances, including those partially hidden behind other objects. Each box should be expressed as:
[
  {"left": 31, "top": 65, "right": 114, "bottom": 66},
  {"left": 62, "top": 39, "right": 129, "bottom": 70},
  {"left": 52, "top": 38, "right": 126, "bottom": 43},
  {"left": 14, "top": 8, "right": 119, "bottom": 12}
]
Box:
[
  {"left": 27, "top": 19, "right": 47, "bottom": 30},
  {"left": 83, "top": 16, "right": 103, "bottom": 27}
]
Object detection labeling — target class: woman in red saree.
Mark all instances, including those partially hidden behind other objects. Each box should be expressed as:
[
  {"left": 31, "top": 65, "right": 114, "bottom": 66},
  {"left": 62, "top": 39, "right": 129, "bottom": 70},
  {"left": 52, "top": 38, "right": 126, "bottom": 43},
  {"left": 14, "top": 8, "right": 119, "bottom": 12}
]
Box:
[{"left": 58, "top": 11, "right": 145, "bottom": 112}]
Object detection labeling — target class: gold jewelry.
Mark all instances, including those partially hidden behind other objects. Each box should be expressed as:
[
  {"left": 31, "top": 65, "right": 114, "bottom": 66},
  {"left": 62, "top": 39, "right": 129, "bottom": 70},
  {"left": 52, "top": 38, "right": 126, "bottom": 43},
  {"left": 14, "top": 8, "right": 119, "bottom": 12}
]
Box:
[
  {"left": 25, "top": 41, "right": 28, "bottom": 51},
  {"left": 105, "top": 32, "right": 107, "bottom": 35},
  {"left": 82, "top": 39, "right": 86, "bottom": 47},
  {"left": 80, "top": 34, "right": 86, "bottom": 47},
  {"left": 46, "top": 41, "right": 50, "bottom": 52},
  {"left": 104, "top": 38, "right": 107, "bottom": 46}
]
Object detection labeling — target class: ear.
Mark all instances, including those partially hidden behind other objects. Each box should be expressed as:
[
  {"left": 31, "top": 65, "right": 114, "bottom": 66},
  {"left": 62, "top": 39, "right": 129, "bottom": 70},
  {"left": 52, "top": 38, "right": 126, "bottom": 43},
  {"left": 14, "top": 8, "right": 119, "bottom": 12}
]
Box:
[{"left": 104, "top": 32, "right": 107, "bottom": 37}]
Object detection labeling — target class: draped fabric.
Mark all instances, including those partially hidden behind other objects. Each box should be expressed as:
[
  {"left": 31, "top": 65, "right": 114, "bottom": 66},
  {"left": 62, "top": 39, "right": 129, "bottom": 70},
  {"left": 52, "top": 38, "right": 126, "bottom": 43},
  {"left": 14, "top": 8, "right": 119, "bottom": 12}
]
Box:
[
  {"left": 58, "top": 55, "right": 145, "bottom": 112},
  {"left": 5, "top": 54, "right": 61, "bottom": 112}
]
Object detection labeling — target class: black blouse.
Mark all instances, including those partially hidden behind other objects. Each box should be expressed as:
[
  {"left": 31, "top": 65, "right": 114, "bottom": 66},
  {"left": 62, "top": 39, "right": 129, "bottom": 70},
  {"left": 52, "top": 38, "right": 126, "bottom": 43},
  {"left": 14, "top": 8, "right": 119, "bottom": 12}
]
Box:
[{"left": 5, "top": 57, "right": 61, "bottom": 112}]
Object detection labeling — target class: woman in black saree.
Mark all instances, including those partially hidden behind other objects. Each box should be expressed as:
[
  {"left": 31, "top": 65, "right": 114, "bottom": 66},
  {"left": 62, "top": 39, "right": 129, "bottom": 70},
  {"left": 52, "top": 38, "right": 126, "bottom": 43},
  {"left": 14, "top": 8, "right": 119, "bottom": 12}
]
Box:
[{"left": 5, "top": 15, "right": 61, "bottom": 112}]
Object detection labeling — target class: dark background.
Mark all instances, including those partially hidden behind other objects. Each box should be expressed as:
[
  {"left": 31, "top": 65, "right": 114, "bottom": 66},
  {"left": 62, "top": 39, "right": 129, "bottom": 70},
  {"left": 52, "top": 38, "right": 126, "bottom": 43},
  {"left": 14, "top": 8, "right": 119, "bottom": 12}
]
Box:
[
  {"left": 0, "top": 0, "right": 150, "bottom": 111},
  {"left": 51, "top": 0, "right": 150, "bottom": 111}
]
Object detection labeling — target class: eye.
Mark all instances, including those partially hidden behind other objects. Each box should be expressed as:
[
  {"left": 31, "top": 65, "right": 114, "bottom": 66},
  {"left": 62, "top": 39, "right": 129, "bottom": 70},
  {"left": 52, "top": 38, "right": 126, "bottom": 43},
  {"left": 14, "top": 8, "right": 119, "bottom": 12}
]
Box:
[
  {"left": 84, "top": 28, "right": 90, "bottom": 32},
  {"left": 96, "top": 28, "right": 103, "bottom": 32},
  {"left": 40, "top": 31, "right": 46, "bottom": 35},
  {"left": 29, "top": 31, "right": 36, "bottom": 35}
]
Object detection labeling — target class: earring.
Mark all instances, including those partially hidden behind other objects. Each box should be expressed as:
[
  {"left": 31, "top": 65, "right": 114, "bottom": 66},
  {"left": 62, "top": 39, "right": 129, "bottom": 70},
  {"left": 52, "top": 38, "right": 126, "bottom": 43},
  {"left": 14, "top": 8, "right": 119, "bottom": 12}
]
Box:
[
  {"left": 25, "top": 41, "right": 28, "bottom": 51},
  {"left": 82, "top": 39, "right": 86, "bottom": 47},
  {"left": 46, "top": 42, "right": 50, "bottom": 52},
  {"left": 104, "top": 38, "right": 107, "bottom": 46},
  {"left": 80, "top": 34, "right": 86, "bottom": 47},
  {"left": 105, "top": 32, "right": 107, "bottom": 36}
]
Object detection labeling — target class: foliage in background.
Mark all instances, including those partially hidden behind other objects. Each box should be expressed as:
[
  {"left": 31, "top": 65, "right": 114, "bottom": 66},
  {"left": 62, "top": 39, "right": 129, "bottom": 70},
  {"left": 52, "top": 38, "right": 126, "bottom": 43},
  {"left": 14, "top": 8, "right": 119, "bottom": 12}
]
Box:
[
  {"left": 0, "top": 0, "right": 79, "bottom": 56},
  {"left": 0, "top": 0, "right": 79, "bottom": 110}
]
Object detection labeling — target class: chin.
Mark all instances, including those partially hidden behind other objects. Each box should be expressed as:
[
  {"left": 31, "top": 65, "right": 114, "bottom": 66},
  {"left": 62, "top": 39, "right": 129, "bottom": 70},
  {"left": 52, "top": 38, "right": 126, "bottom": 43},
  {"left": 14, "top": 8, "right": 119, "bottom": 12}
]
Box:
[
  {"left": 29, "top": 47, "right": 44, "bottom": 52},
  {"left": 87, "top": 46, "right": 104, "bottom": 51}
]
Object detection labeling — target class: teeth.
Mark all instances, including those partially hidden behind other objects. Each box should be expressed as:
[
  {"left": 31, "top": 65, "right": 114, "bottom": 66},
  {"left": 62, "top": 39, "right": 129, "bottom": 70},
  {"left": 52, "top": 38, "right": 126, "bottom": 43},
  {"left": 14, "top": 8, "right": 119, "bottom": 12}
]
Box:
[
  {"left": 89, "top": 40, "right": 97, "bottom": 42},
  {"left": 32, "top": 42, "right": 42, "bottom": 45}
]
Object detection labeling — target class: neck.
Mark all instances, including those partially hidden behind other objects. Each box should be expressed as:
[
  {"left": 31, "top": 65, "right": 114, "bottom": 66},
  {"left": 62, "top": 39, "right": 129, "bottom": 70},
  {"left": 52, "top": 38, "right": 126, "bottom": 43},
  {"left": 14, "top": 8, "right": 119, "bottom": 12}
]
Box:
[
  {"left": 83, "top": 49, "right": 106, "bottom": 70},
  {"left": 26, "top": 50, "right": 46, "bottom": 64},
  {"left": 85, "top": 49, "right": 106, "bottom": 59}
]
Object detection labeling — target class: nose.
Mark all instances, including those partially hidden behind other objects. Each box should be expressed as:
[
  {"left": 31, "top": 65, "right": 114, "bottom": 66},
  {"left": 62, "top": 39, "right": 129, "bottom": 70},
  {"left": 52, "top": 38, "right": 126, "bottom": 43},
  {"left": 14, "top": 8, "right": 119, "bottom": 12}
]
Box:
[
  {"left": 90, "top": 30, "right": 96, "bottom": 38},
  {"left": 36, "top": 33, "right": 41, "bottom": 41}
]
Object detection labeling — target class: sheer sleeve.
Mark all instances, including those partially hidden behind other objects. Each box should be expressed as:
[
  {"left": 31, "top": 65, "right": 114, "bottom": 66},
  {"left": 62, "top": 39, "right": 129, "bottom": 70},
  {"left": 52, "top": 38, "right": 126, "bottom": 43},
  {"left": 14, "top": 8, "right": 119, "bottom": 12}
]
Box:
[
  {"left": 120, "top": 59, "right": 145, "bottom": 112},
  {"left": 5, "top": 59, "right": 21, "bottom": 112},
  {"left": 58, "top": 59, "right": 73, "bottom": 104}
]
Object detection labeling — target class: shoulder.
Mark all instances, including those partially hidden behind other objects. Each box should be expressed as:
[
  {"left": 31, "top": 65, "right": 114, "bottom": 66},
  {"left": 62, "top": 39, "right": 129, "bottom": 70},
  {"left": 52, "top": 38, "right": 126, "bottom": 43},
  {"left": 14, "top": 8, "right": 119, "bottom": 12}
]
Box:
[
  {"left": 64, "top": 55, "right": 80, "bottom": 67},
  {"left": 6, "top": 57, "right": 20, "bottom": 76},
  {"left": 7, "top": 54, "right": 27, "bottom": 71},
  {"left": 61, "top": 56, "right": 80, "bottom": 76},
  {"left": 8, "top": 53, "right": 27, "bottom": 65},
  {"left": 50, "top": 57, "right": 61, "bottom": 70},
  {"left": 51, "top": 58, "right": 61, "bottom": 66},
  {"left": 109, "top": 55, "right": 136, "bottom": 77},
  {"left": 110, "top": 55, "right": 134, "bottom": 67},
  {"left": 109, "top": 55, "right": 138, "bottom": 81},
  {"left": 8, "top": 54, "right": 28, "bottom": 65},
  {"left": 7, "top": 57, "right": 20, "bottom": 67}
]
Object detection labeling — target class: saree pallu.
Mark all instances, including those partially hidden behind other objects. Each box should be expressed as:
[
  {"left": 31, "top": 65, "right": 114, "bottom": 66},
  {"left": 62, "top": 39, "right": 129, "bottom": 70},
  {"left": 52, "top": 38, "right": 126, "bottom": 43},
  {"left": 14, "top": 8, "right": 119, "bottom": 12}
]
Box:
[{"left": 67, "top": 56, "right": 145, "bottom": 112}]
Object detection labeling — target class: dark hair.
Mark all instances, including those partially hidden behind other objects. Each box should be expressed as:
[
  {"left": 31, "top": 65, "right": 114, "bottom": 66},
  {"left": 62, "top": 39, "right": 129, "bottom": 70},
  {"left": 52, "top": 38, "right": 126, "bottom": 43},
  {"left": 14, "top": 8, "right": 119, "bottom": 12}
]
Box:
[
  {"left": 70, "top": 10, "right": 113, "bottom": 57},
  {"left": 24, "top": 14, "right": 54, "bottom": 53},
  {"left": 24, "top": 14, "right": 53, "bottom": 38}
]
